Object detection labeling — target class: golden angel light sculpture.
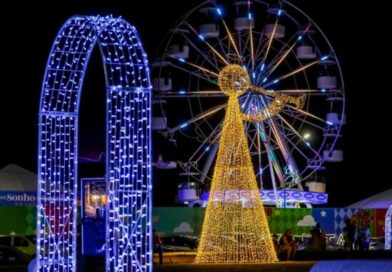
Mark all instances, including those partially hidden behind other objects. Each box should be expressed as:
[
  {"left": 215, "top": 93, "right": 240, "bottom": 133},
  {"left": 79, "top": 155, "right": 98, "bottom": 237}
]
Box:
[{"left": 195, "top": 65, "right": 303, "bottom": 263}]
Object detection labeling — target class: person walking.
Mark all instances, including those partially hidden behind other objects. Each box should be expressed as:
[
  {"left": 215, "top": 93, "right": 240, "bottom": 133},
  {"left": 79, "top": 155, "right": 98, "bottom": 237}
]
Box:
[{"left": 153, "top": 229, "right": 163, "bottom": 264}]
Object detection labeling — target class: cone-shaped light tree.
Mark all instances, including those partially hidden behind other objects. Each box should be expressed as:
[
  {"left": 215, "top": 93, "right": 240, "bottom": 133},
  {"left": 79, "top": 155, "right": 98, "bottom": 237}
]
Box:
[{"left": 195, "top": 65, "right": 278, "bottom": 263}]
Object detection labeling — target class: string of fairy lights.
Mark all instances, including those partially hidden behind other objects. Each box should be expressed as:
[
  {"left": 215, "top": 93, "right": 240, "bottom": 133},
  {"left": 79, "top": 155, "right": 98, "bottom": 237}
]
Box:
[
  {"left": 195, "top": 65, "right": 278, "bottom": 263},
  {"left": 386, "top": 205, "right": 392, "bottom": 250},
  {"left": 38, "top": 16, "right": 152, "bottom": 272}
]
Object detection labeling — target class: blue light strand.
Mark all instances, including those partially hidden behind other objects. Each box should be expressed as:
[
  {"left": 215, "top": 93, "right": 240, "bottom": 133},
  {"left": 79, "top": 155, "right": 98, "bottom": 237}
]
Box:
[
  {"left": 386, "top": 205, "right": 392, "bottom": 250},
  {"left": 38, "top": 15, "right": 152, "bottom": 272}
]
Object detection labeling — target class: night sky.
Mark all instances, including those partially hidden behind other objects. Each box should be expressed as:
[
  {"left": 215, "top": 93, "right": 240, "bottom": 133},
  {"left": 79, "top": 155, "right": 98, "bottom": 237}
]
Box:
[{"left": 1, "top": 0, "right": 389, "bottom": 207}]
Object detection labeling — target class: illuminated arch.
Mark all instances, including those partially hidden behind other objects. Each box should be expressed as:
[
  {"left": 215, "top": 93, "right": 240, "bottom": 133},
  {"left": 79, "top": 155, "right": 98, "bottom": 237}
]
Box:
[
  {"left": 386, "top": 205, "right": 392, "bottom": 250},
  {"left": 37, "top": 16, "right": 152, "bottom": 271}
]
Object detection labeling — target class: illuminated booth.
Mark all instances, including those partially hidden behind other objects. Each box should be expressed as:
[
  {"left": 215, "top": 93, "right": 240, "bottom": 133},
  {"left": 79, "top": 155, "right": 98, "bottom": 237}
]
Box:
[{"left": 81, "top": 178, "right": 107, "bottom": 255}]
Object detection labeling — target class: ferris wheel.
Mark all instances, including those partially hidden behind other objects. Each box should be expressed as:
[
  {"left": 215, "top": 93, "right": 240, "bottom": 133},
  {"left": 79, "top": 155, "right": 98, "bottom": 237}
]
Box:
[{"left": 152, "top": 0, "right": 345, "bottom": 207}]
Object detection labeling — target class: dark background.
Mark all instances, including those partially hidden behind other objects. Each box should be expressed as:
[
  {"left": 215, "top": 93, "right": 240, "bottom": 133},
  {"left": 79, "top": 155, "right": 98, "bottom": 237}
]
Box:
[{"left": 0, "top": 0, "right": 389, "bottom": 206}]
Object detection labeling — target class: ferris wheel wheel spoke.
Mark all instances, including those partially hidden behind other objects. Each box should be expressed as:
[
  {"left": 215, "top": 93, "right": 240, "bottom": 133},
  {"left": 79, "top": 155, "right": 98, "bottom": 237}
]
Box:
[
  {"left": 263, "top": 59, "right": 319, "bottom": 88},
  {"left": 240, "top": 32, "right": 250, "bottom": 60},
  {"left": 188, "top": 121, "right": 222, "bottom": 163},
  {"left": 269, "top": 120, "right": 294, "bottom": 165},
  {"left": 285, "top": 104, "right": 331, "bottom": 125},
  {"left": 169, "top": 57, "right": 219, "bottom": 77},
  {"left": 262, "top": 13, "right": 282, "bottom": 67},
  {"left": 179, "top": 32, "right": 221, "bottom": 72},
  {"left": 270, "top": 119, "right": 303, "bottom": 185},
  {"left": 281, "top": 109, "right": 325, "bottom": 131},
  {"left": 246, "top": 122, "right": 259, "bottom": 153},
  {"left": 167, "top": 103, "right": 227, "bottom": 135},
  {"left": 246, "top": 6, "right": 255, "bottom": 71},
  {"left": 274, "top": 119, "right": 315, "bottom": 163},
  {"left": 157, "top": 90, "right": 224, "bottom": 98},
  {"left": 258, "top": 113, "right": 286, "bottom": 188},
  {"left": 168, "top": 61, "right": 217, "bottom": 85},
  {"left": 276, "top": 127, "right": 314, "bottom": 165},
  {"left": 264, "top": 25, "right": 312, "bottom": 79},
  {"left": 268, "top": 119, "right": 296, "bottom": 144},
  {"left": 186, "top": 22, "right": 230, "bottom": 66},
  {"left": 277, "top": 114, "right": 320, "bottom": 157},
  {"left": 274, "top": 89, "right": 319, "bottom": 94},
  {"left": 258, "top": 122, "right": 286, "bottom": 188},
  {"left": 256, "top": 121, "right": 264, "bottom": 187},
  {"left": 216, "top": 10, "right": 242, "bottom": 61},
  {"left": 265, "top": 42, "right": 298, "bottom": 79},
  {"left": 261, "top": 105, "right": 302, "bottom": 186},
  {"left": 254, "top": 32, "right": 267, "bottom": 63}
]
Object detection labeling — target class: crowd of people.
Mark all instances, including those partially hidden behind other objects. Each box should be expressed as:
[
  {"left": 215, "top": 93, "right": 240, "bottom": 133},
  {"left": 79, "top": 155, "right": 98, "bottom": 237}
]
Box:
[
  {"left": 271, "top": 219, "right": 372, "bottom": 260},
  {"left": 343, "top": 218, "right": 371, "bottom": 251},
  {"left": 153, "top": 219, "right": 372, "bottom": 264}
]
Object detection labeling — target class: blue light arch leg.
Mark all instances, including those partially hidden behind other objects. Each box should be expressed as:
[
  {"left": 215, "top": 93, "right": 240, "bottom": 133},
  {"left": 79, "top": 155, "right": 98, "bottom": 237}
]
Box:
[{"left": 37, "top": 16, "right": 152, "bottom": 272}]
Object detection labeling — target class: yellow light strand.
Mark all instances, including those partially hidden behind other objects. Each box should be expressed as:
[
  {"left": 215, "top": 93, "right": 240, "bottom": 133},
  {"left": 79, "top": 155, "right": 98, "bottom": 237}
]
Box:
[
  {"left": 242, "top": 86, "right": 305, "bottom": 122},
  {"left": 178, "top": 58, "right": 220, "bottom": 77},
  {"left": 187, "top": 23, "right": 230, "bottom": 66},
  {"left": 195, "top": 65, "right": 278, "bottom": 263},
  {"left": 221, "top": 19, "right": 241, "bottom": 60}
]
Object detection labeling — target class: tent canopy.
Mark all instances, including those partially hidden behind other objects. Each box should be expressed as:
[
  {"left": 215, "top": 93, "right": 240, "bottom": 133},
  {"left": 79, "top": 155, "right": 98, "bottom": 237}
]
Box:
[
  {"left": 0, "top": 164, "right": 37, "bottom": 191},
  {"left": 348, "top": 188, "right": 392, "bottom": 209}
]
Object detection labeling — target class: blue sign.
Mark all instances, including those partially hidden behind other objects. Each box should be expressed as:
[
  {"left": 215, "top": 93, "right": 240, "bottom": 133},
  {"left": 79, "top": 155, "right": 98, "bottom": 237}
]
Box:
[
  {"left": 313, "top": 208, "right": 335, "bottom": 234},
  {"left": 0, "top": 191, "right": 36, "bottom": 206}
]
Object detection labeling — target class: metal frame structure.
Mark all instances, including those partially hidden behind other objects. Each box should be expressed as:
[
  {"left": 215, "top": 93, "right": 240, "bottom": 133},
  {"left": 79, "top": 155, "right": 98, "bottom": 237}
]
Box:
[{"left": 37, "top": 15, "right": 152, "bottom": 272}]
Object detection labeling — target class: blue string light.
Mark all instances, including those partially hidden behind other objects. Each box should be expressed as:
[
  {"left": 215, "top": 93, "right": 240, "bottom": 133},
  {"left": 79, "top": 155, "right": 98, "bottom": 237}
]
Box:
[
  {"left": 38, "top": 15, "right": 152, "bottom": 272},
  {"left": 386, "top": 205, "right": 392, "bottom": 250}
]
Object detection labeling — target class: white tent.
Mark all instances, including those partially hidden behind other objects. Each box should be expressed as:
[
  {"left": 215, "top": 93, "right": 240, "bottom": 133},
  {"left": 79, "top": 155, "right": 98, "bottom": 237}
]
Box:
[
  {"left": 0, "top": 164, "right": 37, "bottom": 191},
  {"left": 348, "top": 188, "right": 392, "bottom": 209}
]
